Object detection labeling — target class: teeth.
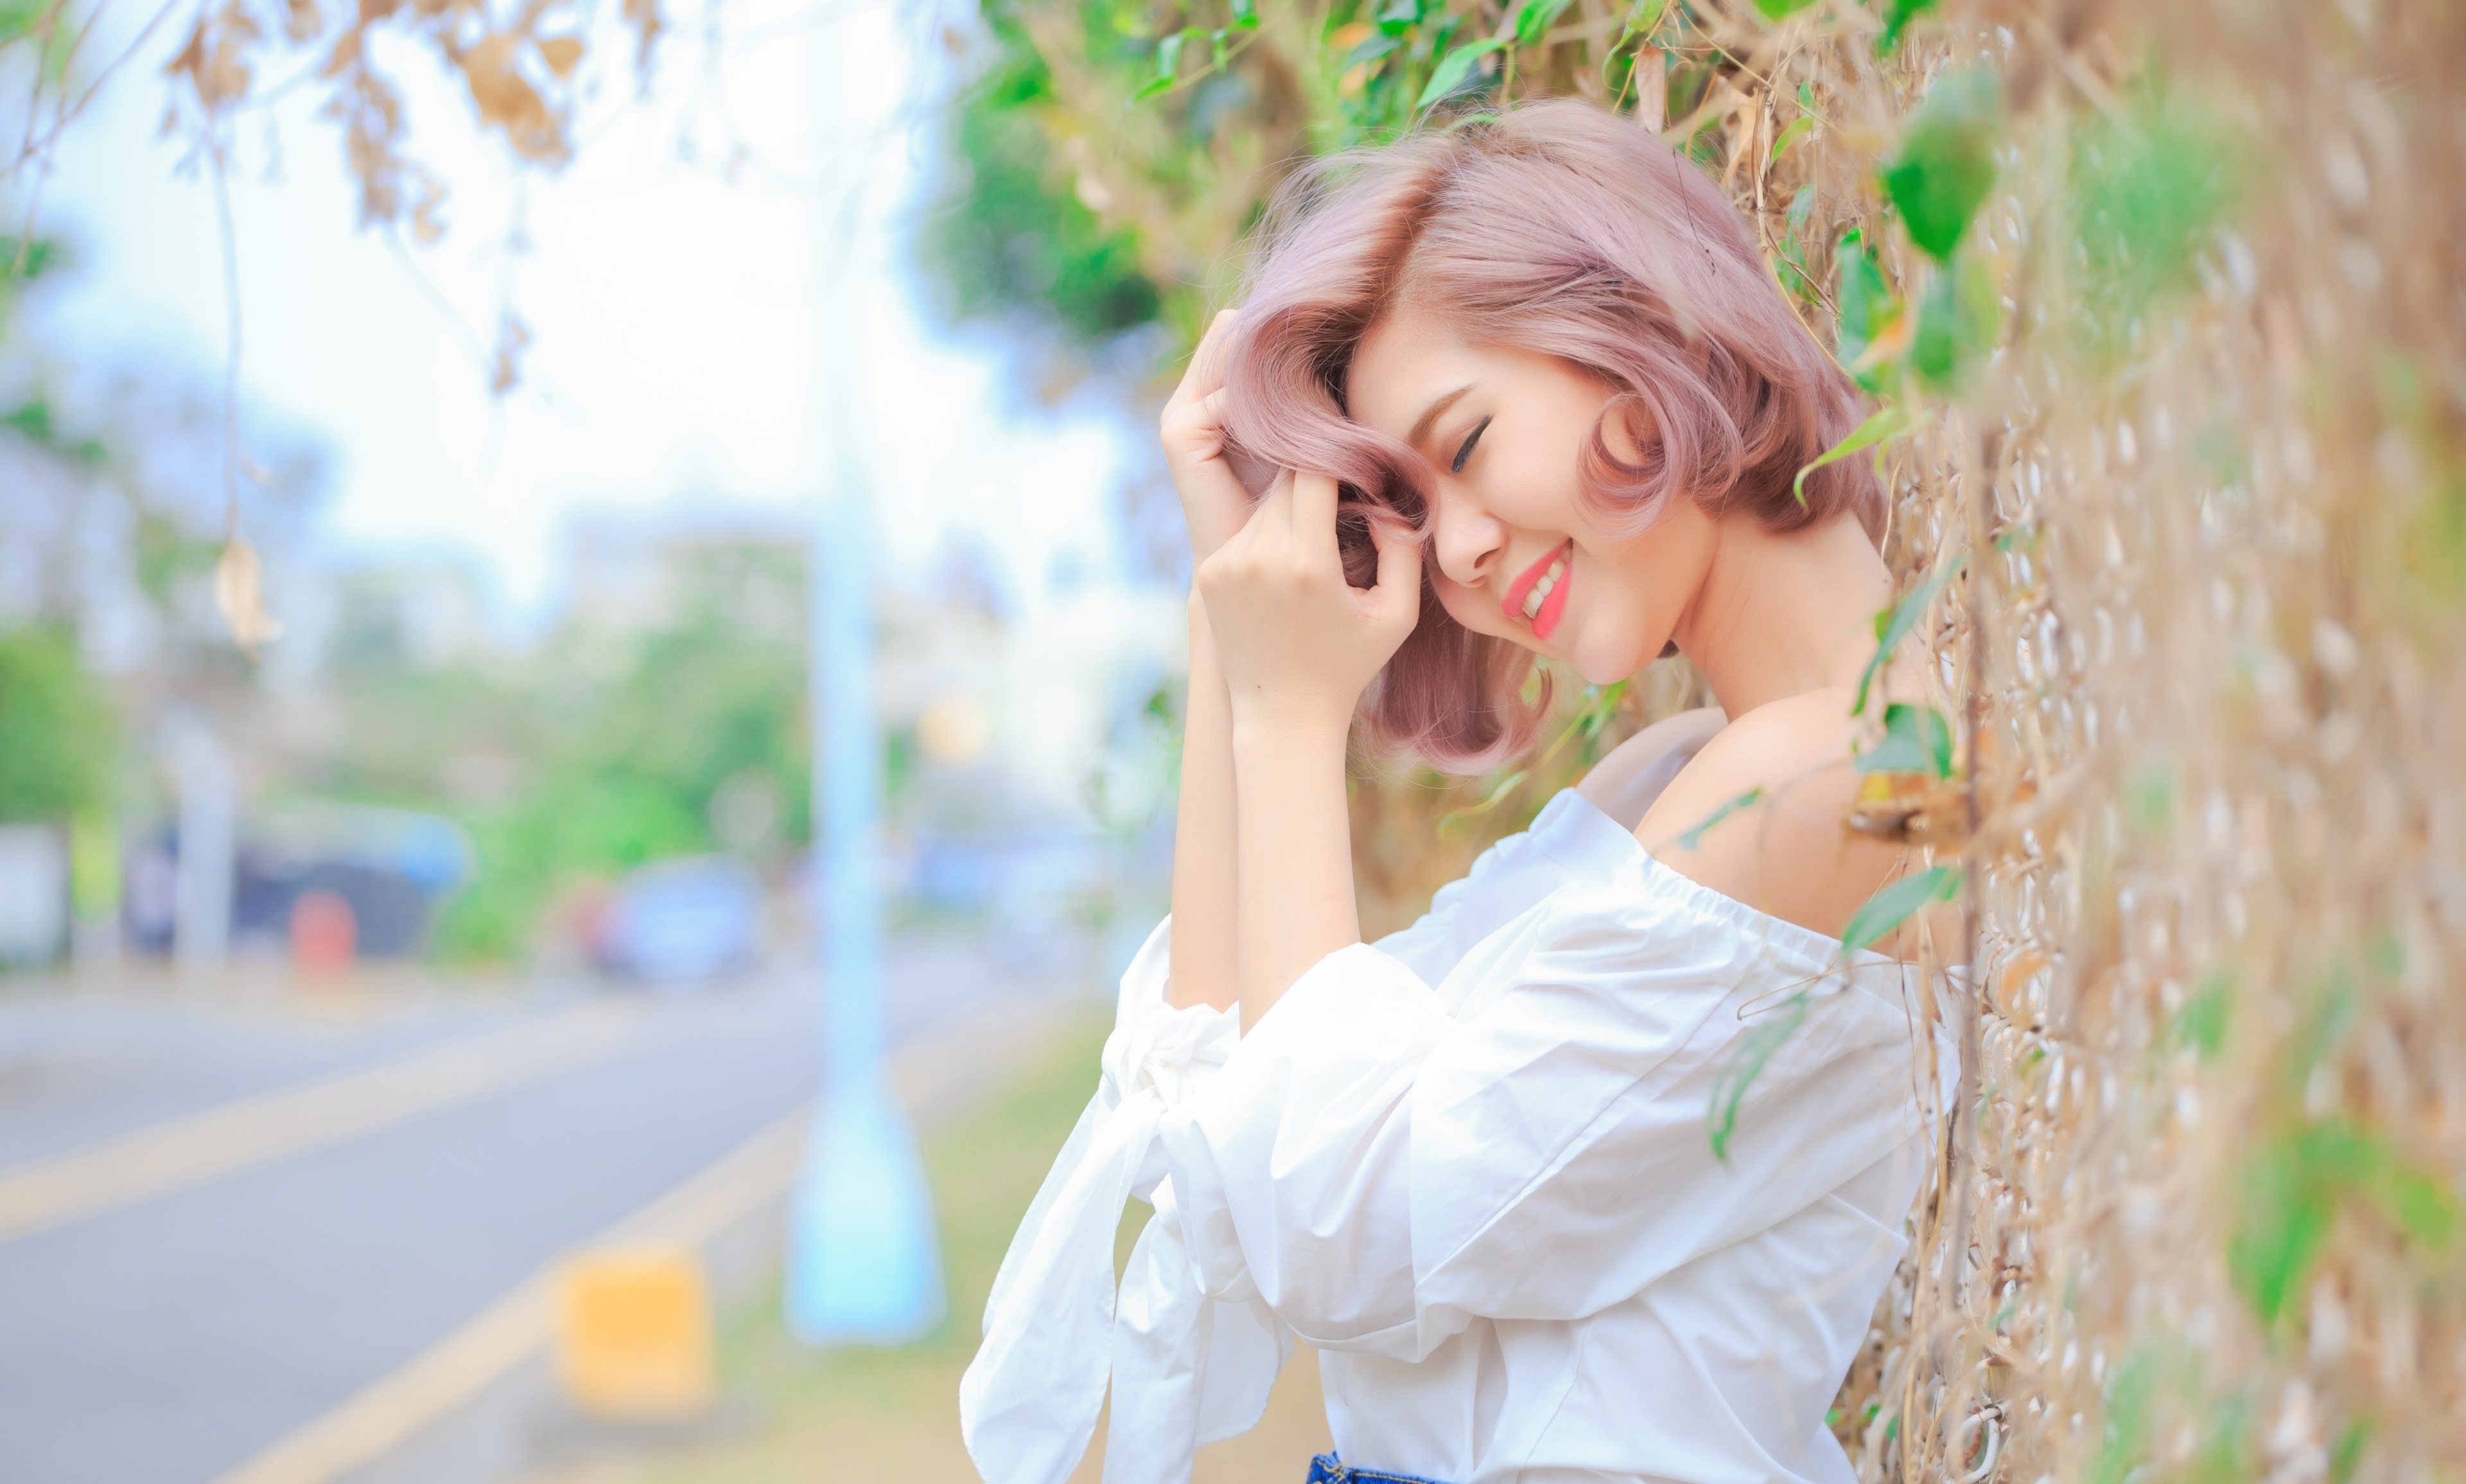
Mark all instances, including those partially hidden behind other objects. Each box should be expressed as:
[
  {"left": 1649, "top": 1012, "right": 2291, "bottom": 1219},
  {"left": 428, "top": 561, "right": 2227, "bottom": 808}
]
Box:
[{"left": 1517, "top": 553, "right": 1569, "bottom": 623}]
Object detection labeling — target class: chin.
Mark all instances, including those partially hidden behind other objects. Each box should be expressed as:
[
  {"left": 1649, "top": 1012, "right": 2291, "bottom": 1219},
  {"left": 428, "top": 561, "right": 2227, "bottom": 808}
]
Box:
[
  {"left": 1572, "top": 651, "right": 1640, "bottom": 687},
  {"left": 1564, "top": 624, "right": 1659, "bottom": 687}
]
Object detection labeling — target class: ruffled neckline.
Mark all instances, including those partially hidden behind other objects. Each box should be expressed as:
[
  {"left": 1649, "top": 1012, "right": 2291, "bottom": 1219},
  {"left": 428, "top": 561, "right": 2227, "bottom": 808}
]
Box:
[{"left": 1521, "top": 788, "right": 1914, "bottom": 976}]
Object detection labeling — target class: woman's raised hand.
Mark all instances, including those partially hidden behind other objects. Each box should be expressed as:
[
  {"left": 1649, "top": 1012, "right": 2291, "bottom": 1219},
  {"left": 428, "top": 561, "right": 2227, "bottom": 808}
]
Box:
[
  {"left": 1160, "top": 310, "right": 1254, "bottom": 568},
  {"left": 1198, "top": 469, "right": 1421, "bottom": 735}
]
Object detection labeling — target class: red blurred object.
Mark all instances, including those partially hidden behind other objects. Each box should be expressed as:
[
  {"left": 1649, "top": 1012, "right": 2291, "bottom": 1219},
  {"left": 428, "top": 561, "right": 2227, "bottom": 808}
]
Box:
[{"left": 290, "top": 889, "right": 358, "bottom": 977}]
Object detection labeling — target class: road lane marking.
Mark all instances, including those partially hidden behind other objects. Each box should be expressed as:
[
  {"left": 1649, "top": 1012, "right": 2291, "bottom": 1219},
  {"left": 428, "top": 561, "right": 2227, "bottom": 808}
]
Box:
[
  {"left": 210, "top": 995, "right": 1085, "bottom": 1484},
  {"left": 212, "top": 1113, "right": 805, "bottom": 1484},
  {"left": 0, "top": 1003, "right": 655, "bottom": 1243}
]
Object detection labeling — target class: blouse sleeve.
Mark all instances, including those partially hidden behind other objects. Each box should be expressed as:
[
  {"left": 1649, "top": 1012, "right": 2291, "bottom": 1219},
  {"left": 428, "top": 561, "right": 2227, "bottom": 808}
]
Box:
[
  {"left": 1155, "top": 880, "right": 1938, "bottom": 1363},
  {"left": 959, "top": 918, "right": 1293, "bottom": 1484}
]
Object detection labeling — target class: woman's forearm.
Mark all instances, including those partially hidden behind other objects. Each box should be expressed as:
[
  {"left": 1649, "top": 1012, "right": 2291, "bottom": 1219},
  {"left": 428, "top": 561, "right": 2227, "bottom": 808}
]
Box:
[
  {"left": 1229, "top": 704, "right": 1360, "bottom": 1028},
  {"left": 1168, "top": 597, "right": 1241, "bottom": 1011}
]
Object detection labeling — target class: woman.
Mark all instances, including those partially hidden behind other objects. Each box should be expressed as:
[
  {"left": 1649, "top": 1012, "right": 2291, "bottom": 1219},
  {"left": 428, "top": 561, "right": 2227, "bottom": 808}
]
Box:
[{"left": 963, "top": 101, "right": 1957, "bottom": 1484}]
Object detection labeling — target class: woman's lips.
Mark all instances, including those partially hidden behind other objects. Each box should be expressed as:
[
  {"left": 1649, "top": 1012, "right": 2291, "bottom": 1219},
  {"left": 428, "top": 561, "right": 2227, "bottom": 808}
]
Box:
[{"left": 1500, "top": 541, "right": 1573, "bottom": 642}]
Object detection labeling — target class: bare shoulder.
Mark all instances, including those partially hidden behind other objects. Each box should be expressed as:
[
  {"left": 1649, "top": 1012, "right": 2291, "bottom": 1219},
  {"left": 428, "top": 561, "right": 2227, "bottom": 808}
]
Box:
[
  {"left": 1575, "top": 705, "right": 1726, "bottom": 830},
  {"left": 1634, "top": 688, "right": 1910, "bottom": 945}
]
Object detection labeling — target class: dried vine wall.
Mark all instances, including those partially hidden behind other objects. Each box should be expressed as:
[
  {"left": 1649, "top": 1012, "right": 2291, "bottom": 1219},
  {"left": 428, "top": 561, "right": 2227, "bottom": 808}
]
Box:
[
  {"left": 948, "top": 0, "right": 2466, "bottom": 1478},
  {"left": 1858, "top": 4, "right": 2466, "bottom": 1481}
]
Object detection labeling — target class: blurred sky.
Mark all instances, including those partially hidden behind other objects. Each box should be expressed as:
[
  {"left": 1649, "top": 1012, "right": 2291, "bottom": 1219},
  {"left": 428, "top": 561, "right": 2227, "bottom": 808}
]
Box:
[{"left": 26, "top": 0, "right": 1148, "bottom": 628}]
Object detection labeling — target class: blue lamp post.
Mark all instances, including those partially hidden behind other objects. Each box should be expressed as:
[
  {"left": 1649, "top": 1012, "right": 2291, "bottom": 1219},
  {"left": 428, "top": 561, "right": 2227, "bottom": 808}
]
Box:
[{"left": 783, "top": 101, "right": 945, "bottom": 1346}]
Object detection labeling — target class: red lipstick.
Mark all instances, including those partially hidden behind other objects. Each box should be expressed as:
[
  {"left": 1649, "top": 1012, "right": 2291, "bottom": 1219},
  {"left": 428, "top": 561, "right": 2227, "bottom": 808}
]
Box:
[{"left": 1499, "top": 541, "right": 1573, "bottom": 642}]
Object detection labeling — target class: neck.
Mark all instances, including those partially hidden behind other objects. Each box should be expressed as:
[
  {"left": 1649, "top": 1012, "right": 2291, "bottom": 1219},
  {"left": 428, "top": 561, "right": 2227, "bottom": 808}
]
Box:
[{"left": 1672, "top": 513, "right": 1893, "bottom": 719}]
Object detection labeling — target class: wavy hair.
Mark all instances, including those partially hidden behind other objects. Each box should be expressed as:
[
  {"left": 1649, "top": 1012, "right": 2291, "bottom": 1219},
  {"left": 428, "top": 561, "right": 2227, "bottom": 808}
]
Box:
[{"left": 1219, "top": 100, "right": 1880, "bottom": 771}]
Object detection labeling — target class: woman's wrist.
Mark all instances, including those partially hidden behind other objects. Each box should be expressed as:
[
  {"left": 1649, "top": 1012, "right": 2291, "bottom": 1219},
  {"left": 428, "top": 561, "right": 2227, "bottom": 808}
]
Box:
[{"left": 1227, "top": 688, "right": 1354, "bottom": 755}]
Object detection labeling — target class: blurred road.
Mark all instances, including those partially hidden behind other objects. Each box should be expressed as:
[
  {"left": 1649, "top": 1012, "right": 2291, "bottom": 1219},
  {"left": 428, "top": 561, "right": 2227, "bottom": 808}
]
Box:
[{"left": 0, "top": 943, "right": 1085, "bottom": 1484}]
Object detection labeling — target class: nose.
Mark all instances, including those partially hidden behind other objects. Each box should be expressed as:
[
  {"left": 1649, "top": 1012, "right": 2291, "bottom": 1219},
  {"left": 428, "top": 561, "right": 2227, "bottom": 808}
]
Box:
[{"left": 1428, "top": 484, "right": 1507, "bottom": 589}]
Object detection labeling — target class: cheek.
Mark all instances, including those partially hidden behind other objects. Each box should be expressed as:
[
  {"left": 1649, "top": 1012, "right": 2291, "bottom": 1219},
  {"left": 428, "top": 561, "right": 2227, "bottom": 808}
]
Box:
[{"left": 1433, "top": 579, "right": 1505, "bottom": 640}]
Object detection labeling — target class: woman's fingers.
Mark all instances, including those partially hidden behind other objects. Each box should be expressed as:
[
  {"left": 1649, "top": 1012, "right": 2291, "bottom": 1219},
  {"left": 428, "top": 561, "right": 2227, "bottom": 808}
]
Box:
[
  {"left": 1366, "top": 518, "right": 1423, "bottom": 632},
  {"left": 1290, "top": 471, "right": 1340, "bottom": 563}
]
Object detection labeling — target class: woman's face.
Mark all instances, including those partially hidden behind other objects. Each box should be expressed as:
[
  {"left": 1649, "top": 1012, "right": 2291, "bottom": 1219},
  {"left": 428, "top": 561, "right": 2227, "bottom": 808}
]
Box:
[{"left": 1347, "top": 304, "right": 1715, "bottom": 686}]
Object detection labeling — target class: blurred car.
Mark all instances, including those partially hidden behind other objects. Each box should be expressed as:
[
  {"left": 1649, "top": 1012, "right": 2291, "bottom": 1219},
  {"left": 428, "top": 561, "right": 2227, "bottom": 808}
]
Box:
[
  {"left": 596, "top": 854, "right": 764, "bottom": 986},
  {"left": 228, "top": 801, "right": 476, "bottom": 961}
]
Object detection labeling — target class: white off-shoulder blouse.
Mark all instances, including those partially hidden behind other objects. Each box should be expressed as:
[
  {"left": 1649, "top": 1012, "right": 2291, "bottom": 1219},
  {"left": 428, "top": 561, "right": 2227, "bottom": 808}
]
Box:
[{"left": 961, "top": 789, "right": 1956, "bottom": 1484}]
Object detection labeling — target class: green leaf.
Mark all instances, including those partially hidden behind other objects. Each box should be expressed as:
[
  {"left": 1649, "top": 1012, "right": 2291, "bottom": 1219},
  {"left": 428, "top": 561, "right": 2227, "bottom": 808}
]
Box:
[
  {"left": 2068, "top": 91, "right": 2243, "bottom": 365},
  {"left": 1133, "top": 30, "right": 1187, "bottom": 100},
  {"left": 2376, "top": 1162, "right": 2459, "bottom": 1251},
  {"left": 2, "top": 400, "right": 51, "bottom": 440},
  {"left": 1230, "top": 0, "right": 1259, "bottom": 29},
  {"left": 1832, "top": 232, "right": 1898, "bottom": 390},
  {"left": 2229, "top": 1135, "right": 2337, "bottom": 1325},
  {"left": 1841, "top": 865, "right": 1961, "bottom": 954},
  {"left": 1211, "top": 26, "right": 1229, "bottom": 71},
  {"left": 1343, "top": 30, "right": 1403, "bottom": 68},
  {"left": 1794, "top": 404, "right": 1915, "bottom": 507},
  {"left": 1853, "top": 557, "right": 1961, "bottom": 717},
  {"left": 1769, "top": 114, "right": 1814, "bottom": 163},
  {"left": 1880, "top": 68, "right": 2002, "bottom": 261},
  {"left": 1776, "top": 188, "right": 1821, "bottom": 304},
  {"left": 1437, "top": 769, "right": 1528, "bottom": 835},
  {"left": 1415, "top": 37, "right": 1505, "bottom": 110},
  {"left": 1876, "top": 0, "right": 1938, "bottom": 51},
  {"left": 1615, "top": 0, "right": 1666, "bottom": 44},
  {"left": 2228, "top": 1121, "right": 2454, "bottom": 1327},
  {"left": 0, "top": 236, "right": 55, "bottom": 280},
  {"left": 1377, "top": 0, "right": 1422, "bottom": 35},
  {"left": 1753, "top": 0, "right": 1818, "bottom": 18},
  {"left": 2171, "top": 972, "right": 2232, "bottom": 1061},
  {"left": 1708, "top": 991, "right": 1810, "bottom": 1160},
  {"left": 2086, "top": 1347, "right": 2162, "bottom": 1484},
  {"left": 1514, "top": 0, "right": 1575, "bottom": 47},
  {"left": 1911, "top": 249, "right": 2002, "bottom": 392},
  {"left": 1546, "top": 678, "right": 1632, "bottom": 765},
  {"left": 1601, "top": 0, "right": 1668, "bottom": 83},
  {"left": 1675, "top": 787, "right": 1763, "bottom": 850},
  {"left": 2329, "top": 1422, "right": 2372, "bottom": 1484},
  {"left": 1857, "top": 702, "right": 1953, "bottom": 777},
  {"left": 0, "top": 0, "right": 46, "bottom": 45}
]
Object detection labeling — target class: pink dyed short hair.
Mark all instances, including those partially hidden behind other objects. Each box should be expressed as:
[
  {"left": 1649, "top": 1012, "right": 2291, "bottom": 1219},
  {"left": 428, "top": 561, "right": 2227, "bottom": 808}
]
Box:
[{"left": 1220, "top": 100, "right": 1880, "bottom": 772}]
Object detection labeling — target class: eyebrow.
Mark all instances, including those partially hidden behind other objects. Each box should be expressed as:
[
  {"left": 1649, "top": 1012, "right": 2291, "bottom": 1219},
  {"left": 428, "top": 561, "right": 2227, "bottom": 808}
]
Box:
[{"left": 1406, "top": 384, "right": 1475, "bottom": 453}]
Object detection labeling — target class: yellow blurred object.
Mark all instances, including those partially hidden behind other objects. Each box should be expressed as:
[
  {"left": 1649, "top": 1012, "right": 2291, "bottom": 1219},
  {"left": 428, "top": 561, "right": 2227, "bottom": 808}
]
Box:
[
  {"left": 552, "top": 1248, "right": 716, "bottom": 1419},
  {"left": 918, "top": 692, "right": 991, "bottom": 767}
]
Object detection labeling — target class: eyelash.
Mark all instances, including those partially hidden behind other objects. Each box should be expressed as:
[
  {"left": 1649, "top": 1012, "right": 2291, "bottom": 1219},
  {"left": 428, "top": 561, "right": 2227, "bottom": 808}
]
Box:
[{"left": 1451, "top": 415, "right": 1492, "bottom": 475}]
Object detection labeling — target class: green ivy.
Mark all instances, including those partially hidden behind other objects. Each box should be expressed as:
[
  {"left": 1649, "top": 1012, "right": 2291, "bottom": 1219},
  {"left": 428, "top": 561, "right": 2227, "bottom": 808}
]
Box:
[{"left": 1880, "top": 68, "right": 2001, "bottom": 261}]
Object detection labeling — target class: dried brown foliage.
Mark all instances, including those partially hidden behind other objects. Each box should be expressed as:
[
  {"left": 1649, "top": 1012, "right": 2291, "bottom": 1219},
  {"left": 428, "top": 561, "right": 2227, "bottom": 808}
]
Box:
[
  {"left": 149, "top": 0, "right": 657, "bottom": 231},
  {"left": 6, "top": 0, "right": 677, "bottom": 645},
  {"left": 981, "top": 0, "right": 2466, "bottom": 1477}
]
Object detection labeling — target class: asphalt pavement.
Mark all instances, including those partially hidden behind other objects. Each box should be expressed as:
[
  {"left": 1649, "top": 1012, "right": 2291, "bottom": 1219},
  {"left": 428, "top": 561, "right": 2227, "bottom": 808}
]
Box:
[{"left": 0, "top": 938, "right": 1092, "bottom": 1484}]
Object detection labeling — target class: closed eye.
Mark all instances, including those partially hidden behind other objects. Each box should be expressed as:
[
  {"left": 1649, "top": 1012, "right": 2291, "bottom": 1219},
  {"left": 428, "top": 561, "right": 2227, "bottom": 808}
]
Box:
[{"left": 1450, "top": 415, "right": 1492, "bottom": 475}]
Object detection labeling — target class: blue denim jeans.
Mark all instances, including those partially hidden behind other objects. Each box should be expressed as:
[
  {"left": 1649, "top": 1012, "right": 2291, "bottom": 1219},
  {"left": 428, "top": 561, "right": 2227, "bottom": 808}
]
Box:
[{"left": 1306, "top": 1452, "right": 1456, "bottom": 1484}]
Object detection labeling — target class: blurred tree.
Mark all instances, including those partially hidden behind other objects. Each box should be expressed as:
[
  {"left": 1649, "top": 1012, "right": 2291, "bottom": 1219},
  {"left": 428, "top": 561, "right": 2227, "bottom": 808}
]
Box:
[
  {"left": 414, "top": 543, "right": 814, "bottom": 962},
  {"left": 0, "top": 624, "right": 115, "bottom": 823},
  {"left": 922, "top": 8, "right": 1164, "bottom": 343}
]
